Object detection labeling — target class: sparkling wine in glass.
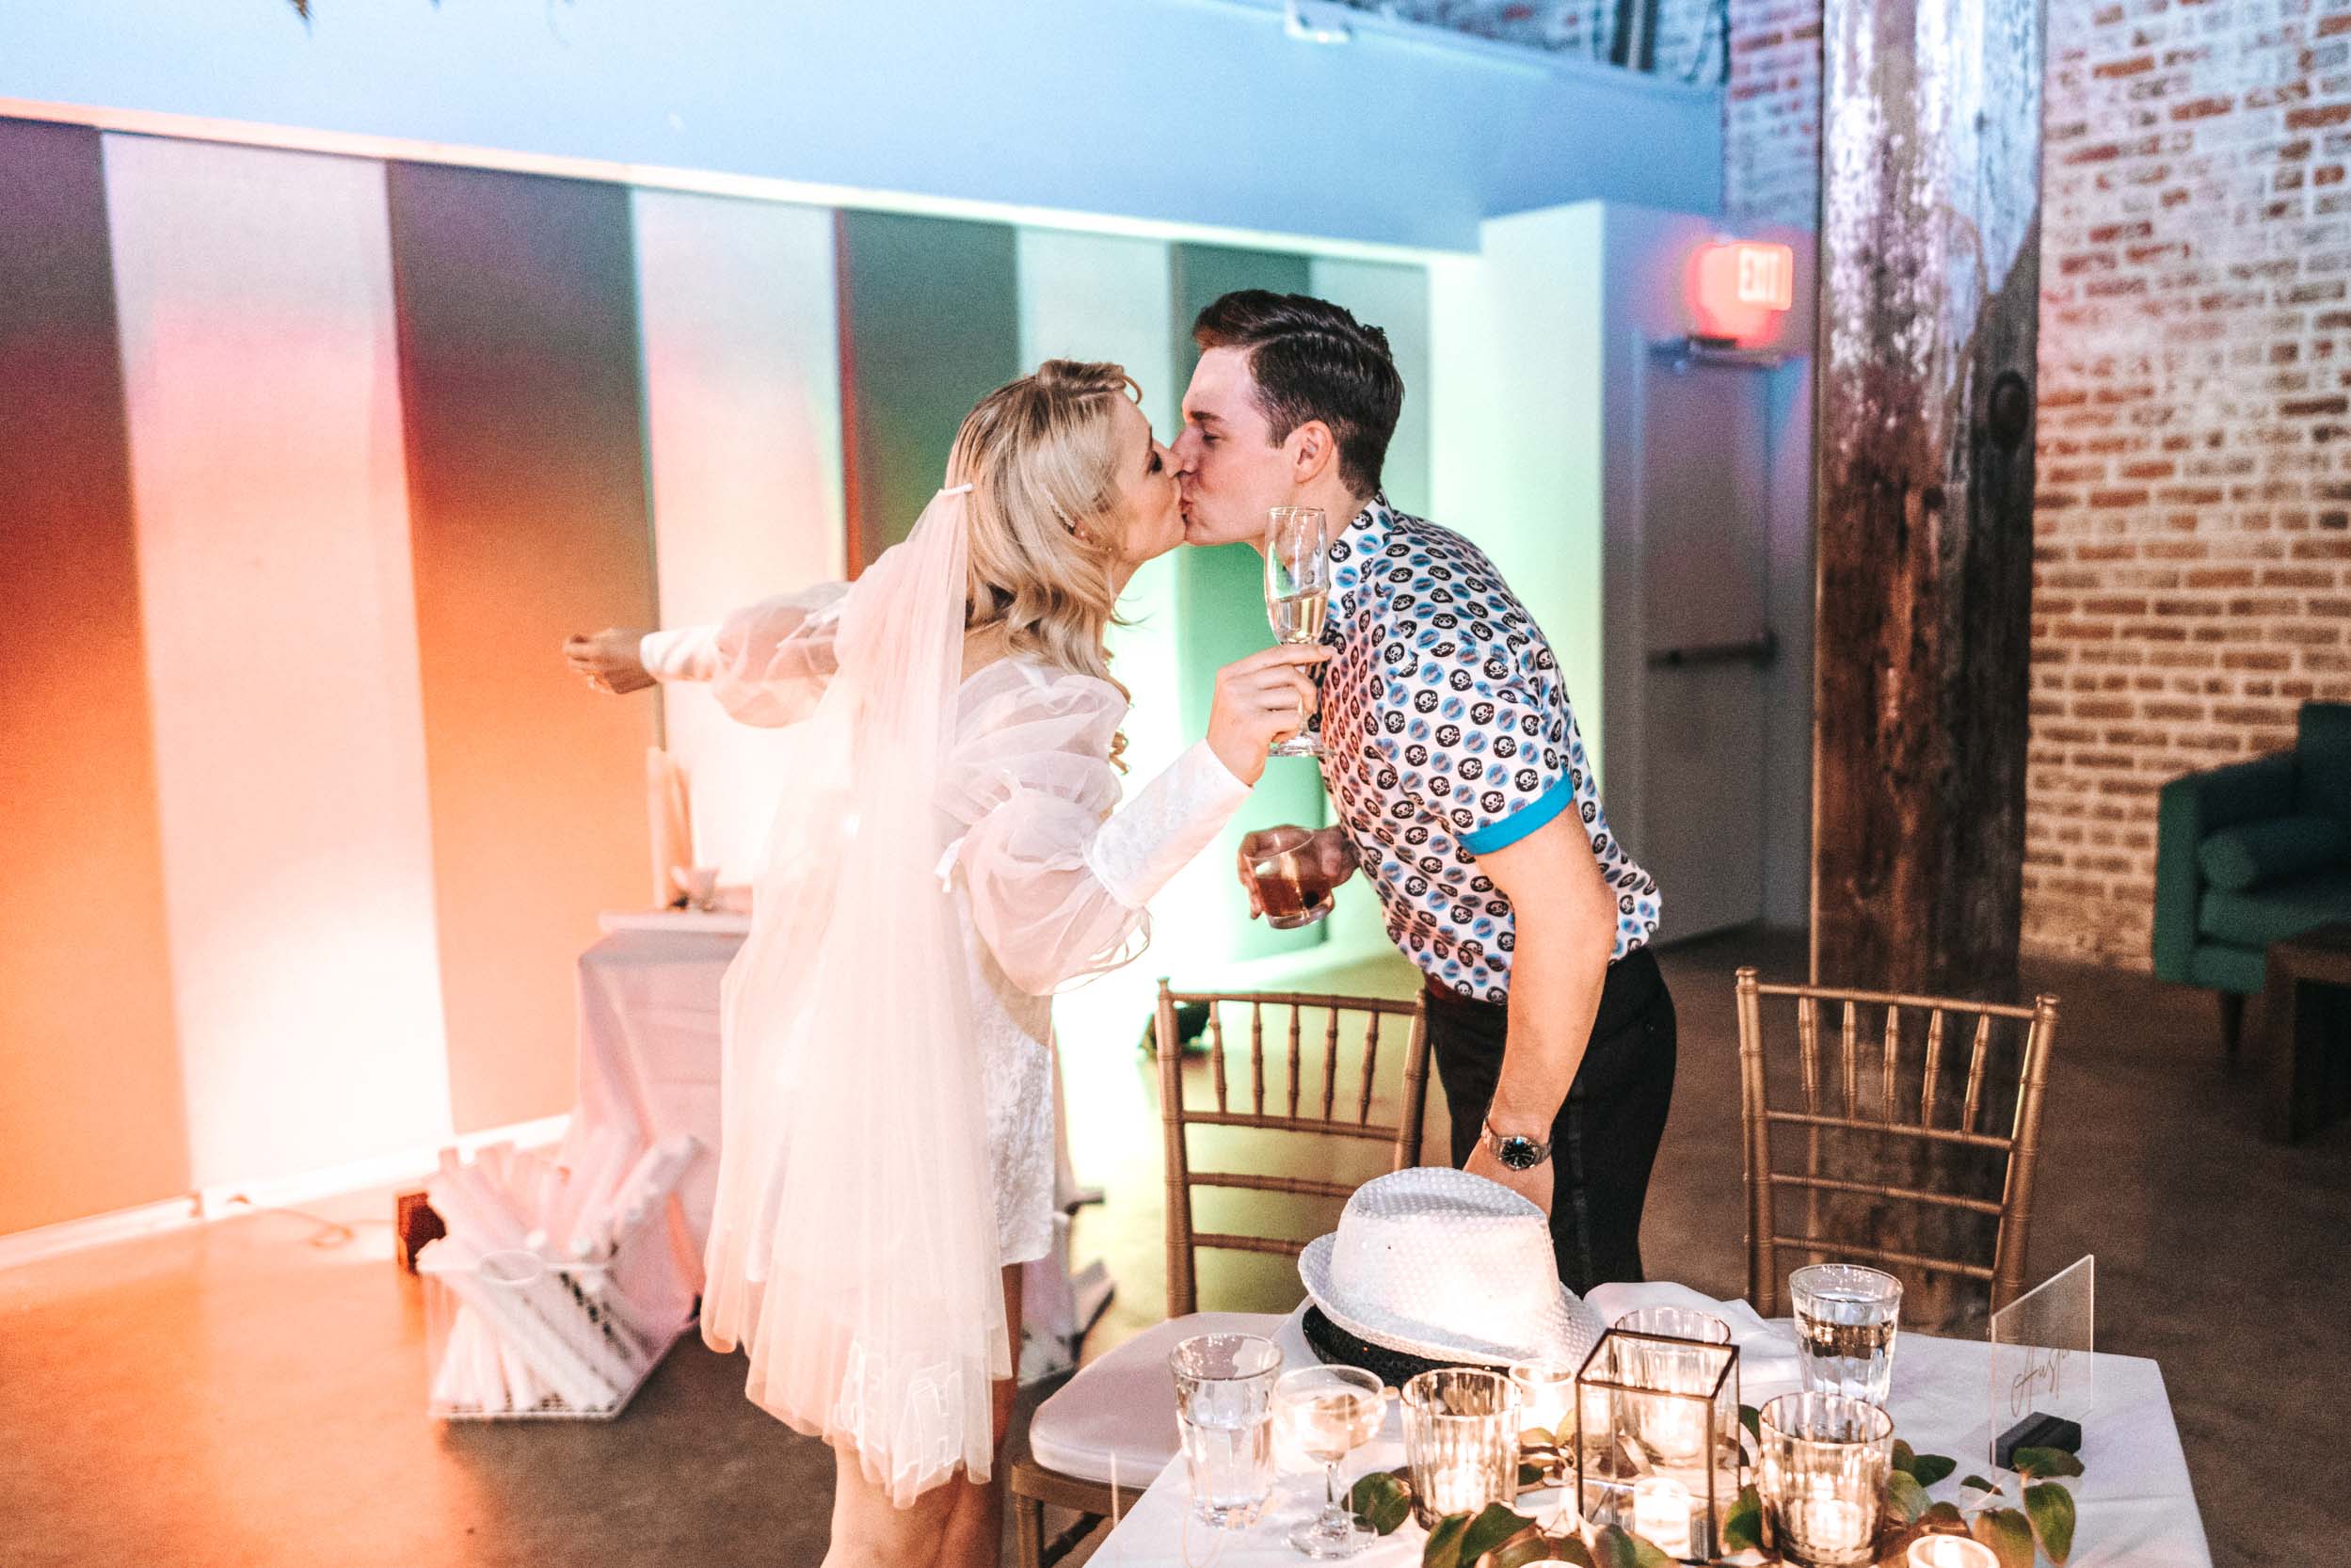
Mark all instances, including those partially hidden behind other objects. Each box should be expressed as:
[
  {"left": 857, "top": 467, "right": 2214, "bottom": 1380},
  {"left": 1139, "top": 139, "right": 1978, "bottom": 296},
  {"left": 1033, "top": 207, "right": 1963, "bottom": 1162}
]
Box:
[
  {"left": 1275, "top": 1366, "right": 1385, "bottom": 1560},
  {"left": 1265, "top": 505, "right": 1332, "bottom": 759}
]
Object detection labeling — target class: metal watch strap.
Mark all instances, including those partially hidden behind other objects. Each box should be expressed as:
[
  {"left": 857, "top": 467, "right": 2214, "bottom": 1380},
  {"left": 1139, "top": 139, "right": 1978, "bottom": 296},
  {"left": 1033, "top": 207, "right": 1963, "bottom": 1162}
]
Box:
[{"left": 1481, "top": 1115, "right": 1553, "bottom": 1170}]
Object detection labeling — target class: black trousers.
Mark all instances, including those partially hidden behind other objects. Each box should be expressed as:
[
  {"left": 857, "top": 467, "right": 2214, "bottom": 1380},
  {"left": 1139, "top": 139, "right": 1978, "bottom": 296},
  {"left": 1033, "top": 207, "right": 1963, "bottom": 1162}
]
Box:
[{"left": 1423, "top": 947, "right": 1677, "bottom": 1295}]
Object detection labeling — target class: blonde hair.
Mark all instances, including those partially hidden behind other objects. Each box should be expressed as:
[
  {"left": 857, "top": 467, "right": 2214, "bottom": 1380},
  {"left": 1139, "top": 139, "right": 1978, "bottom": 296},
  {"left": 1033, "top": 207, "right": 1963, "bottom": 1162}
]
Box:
[{"left": 948, "top": 360, "right": 1143, "bottom": 766}]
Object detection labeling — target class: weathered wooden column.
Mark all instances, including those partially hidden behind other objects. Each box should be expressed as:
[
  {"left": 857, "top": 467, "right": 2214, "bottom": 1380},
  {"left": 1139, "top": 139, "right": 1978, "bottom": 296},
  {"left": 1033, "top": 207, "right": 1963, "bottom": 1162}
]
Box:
[
  {"left": 1812, "top": 0, "right": 2045, "bottom": 1004},
  {"left": 1808, "top": 0, "right": 2047, "bottom": 1328}
]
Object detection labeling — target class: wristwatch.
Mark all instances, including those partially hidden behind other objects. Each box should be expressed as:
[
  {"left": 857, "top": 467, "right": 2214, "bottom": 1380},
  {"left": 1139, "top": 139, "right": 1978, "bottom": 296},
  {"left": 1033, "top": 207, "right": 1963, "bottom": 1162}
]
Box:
[{"left": 1481, "top": 1115, "right": 1553, "bottom": 1172}]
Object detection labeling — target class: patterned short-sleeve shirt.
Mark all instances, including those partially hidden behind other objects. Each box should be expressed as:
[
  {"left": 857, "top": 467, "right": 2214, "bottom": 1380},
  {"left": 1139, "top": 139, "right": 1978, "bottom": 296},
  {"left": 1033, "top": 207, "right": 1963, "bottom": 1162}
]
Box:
[{"left": 1314, "top": 496, "right": 1661, "bottom": 1002}]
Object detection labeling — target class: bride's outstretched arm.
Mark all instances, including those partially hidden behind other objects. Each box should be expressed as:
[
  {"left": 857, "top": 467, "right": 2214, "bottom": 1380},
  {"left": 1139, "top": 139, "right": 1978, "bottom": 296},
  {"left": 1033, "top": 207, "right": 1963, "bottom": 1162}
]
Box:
[{"left": 565, "top": 582, "right": 848, "bottom": 726}]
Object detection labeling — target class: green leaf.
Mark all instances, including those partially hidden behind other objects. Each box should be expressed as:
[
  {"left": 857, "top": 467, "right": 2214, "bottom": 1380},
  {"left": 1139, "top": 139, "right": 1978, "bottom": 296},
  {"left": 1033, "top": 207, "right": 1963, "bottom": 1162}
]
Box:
[
  {"left": 1959, "top": 1474, "right": 2002, "bottom": 1497},
  {"left": 1721, "top": 1484, "right": 1766, "bottom": 1552},
  {"left": 2013, "top": 1446, "right": 2087, "bottom": 1480},
  {"left": 1520, "top": 1425, "right": 1557, "bottom": 1448},
  {"left": 1422, "top": 1512, "right": 1471, "bottom": 1568},
  {"left": 1491, "top": 1537, "right": 1575, "bottom": 1568},
  {"left": 1590, "top": 1525, "right": 1677, "bottom": 1568},
  {"left": 1894, "top": 1438, "right": 1919, "bottom": 1475},
  {"left": 1972, "top": 1507, "right": 2038, "bottom": 1568},
  {"left": 1350, "top": 1471, "right": 1413, "bottom": 1536},
  {"left": 2024, "top": 1480, "right": 2078, "bottom": 1565},
  {"left": 1739, "top": 1404, "right": 1763, "bottom": 1443},
  {"left": 1518, "top": 1462, "right": 1547, "bottom": 1489},
  {"left": 1885, "top": 1469, "right": 1932, "bottom": 1525},
  {"left": 1922, "top": 1502, "right": 1967, "bottom": 1529},
  {"left": 1910, "top": 1452, "right": 1959, "bottom": 1487},
  {"left": 1458, "top": 1503, "right": 1539, "bottom": 1566}
]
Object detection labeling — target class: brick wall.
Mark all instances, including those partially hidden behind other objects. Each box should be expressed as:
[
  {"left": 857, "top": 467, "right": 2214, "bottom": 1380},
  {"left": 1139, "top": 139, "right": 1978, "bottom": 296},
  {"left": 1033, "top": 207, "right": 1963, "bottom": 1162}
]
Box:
[{"left": 1728, "top": 0, "right": 2351, "bottom": 969}]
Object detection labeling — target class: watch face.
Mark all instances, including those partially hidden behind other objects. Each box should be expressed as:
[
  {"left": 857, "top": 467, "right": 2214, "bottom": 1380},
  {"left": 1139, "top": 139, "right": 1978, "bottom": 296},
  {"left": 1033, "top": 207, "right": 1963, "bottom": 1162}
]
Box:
[{"left": 1499, "top": 1135, "right": 1541, "bottom": 1172}]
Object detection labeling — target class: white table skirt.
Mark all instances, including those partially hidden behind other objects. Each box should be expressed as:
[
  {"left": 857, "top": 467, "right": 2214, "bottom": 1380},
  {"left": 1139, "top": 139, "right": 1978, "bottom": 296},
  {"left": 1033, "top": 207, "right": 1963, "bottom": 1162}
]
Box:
[
  {"left": 570, "top": 917, "right": 1102, "bottom": 1359},
  {"left": 1086, "top": 1306, "right": 2211, "bottom": 1568}
]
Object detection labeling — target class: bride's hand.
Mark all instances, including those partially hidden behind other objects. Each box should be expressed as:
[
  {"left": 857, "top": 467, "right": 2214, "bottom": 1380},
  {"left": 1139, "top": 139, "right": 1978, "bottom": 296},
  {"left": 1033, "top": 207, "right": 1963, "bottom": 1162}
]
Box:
[
  {"left": 564, "top": 628, "right": 656, "bottom": 695},
  {"left": 1206, "top": 645, "right": 1333, "bottom": 786}
]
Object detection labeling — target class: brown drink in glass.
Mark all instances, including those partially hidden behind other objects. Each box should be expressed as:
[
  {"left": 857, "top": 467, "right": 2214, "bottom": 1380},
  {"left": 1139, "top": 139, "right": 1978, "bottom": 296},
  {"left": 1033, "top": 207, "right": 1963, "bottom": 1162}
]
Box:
[{"left": 1248, "top": 825, "right": 1337, "bottom": 929}]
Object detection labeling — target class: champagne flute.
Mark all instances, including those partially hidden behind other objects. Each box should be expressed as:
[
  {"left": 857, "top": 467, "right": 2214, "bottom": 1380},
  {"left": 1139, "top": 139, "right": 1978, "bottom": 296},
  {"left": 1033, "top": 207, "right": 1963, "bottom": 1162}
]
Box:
[
  {"left": 1275, "top": 1365, "right": 1385, "bottom": 1559},
  {"left": 1265, "top": 505, "right": 1332, "bottom": 758}
]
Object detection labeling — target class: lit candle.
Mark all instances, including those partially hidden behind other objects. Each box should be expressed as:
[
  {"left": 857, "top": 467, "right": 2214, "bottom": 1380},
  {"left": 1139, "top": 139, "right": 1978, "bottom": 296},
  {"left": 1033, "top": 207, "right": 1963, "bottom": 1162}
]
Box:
[
  {"left": 1508, "top": 1360, "right": 1575, "bottom": 1440},
  {"left": 1631, "top": 1476, "right": 1694, "bottom": 1559},
  {"left": 1907, "top": 1537, "right": 2000, "bottom": 1568},
  {"left": 1798, "top": 1496, "right": 1871, "bottom": 1554}
]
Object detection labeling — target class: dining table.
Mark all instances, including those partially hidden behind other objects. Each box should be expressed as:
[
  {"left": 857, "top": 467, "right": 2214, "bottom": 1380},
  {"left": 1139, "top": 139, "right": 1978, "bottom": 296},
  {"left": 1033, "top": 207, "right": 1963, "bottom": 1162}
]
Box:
[{"left": 1082, "top": 1297, "right": 2211, "bottom": 1567}]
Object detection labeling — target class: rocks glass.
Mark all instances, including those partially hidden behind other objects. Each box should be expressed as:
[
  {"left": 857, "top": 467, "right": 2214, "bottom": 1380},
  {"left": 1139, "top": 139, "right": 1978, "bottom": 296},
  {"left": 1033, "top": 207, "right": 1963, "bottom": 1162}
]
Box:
[
  {"left": 1791, "top": 1263, "right": 1902, "bottom": 1404},
  {"left": 1400, "top": 1368, "right": 1521, "bottom": 1528},
  {"left": 1169, "top": 1333, "right": 1284, "bottom": 1528},
  {"left": 1756, "top": 1391, "right": 1895, "bottom": 1568}
]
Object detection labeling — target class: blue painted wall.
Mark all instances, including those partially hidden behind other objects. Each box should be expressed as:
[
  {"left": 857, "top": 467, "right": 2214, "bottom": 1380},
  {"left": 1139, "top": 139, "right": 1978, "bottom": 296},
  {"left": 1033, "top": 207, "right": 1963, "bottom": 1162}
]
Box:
[{"left": 0, "top": 0, "right": 1721, "bottom": 250}]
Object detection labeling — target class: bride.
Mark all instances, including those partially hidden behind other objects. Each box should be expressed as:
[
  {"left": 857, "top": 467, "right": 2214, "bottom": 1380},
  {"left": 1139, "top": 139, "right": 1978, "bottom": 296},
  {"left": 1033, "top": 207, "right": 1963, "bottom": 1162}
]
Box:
[{"left": 567, "top": 360, "right": 1325, "bottom": 1566}]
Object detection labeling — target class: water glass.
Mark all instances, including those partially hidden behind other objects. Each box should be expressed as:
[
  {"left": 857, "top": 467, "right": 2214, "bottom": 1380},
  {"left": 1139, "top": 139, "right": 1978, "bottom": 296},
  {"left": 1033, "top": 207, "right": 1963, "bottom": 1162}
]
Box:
[
  {"left": 1790, "top": 1264, "right": 1902, "bottom": 1404},
  {"left": 1400, "top": 1368, "right": 1521, "bottom": 1528},
  {"left": 1757, "top": 1391, "right": 1895, "bottom": 1568},
  {"left": 1614, "top": 1306, "right": 1732, "bottom": 1465},
  {"left": 1170, "top": 1333, "right": 1284, "bottom": 1528}
]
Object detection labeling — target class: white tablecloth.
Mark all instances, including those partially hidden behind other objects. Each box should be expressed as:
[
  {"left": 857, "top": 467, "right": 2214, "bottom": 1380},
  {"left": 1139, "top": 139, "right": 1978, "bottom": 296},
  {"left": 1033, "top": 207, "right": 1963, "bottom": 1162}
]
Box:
[
  {"left": 570, "top": 916, "right": 1104, "bottom": 1361},
  {"left": 1086, "top": 1305, "right": 2211, "bottom": 1568}
]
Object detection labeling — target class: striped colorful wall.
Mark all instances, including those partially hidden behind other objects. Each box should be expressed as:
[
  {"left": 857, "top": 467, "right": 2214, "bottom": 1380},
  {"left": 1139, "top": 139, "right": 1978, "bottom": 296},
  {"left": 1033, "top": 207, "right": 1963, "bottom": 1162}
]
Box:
[{"left": 0, "top": 116, "right": 1431, "bottom": 1239}]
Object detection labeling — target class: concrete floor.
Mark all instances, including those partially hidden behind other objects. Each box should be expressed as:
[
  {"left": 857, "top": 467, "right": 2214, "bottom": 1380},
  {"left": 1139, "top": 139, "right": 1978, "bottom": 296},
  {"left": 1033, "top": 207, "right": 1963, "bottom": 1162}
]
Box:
[{"left": 1, "top": 927, "right": 2343, "bottom": 1568}]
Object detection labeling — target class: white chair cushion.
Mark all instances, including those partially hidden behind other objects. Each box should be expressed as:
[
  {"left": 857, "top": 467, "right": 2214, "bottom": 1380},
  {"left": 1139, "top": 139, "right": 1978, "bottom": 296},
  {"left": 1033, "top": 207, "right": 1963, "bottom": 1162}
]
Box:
[{"left": 1027, "top": 1310, "right": 1288, "bottom": 1486}]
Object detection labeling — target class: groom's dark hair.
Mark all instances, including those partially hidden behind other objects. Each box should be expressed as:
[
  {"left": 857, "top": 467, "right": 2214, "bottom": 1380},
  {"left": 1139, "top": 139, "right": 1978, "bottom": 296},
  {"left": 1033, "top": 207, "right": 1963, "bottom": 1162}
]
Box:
[{"left": 1193, "top": 291, "right": 1402, "bottom": 498}]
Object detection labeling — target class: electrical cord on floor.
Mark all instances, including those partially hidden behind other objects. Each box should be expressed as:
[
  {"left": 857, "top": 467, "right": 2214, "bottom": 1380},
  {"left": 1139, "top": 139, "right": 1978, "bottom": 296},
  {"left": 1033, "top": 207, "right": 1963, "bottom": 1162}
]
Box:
[{"left": 218, "top": 1192, "right": 362, "bottom": 1249}]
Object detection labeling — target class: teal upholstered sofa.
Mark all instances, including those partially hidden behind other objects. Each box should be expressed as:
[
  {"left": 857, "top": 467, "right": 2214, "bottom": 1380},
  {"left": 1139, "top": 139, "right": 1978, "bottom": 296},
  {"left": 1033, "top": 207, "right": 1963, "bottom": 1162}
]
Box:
[{"left": 2153, "top": 701, "right": 2351, "bottom": 1049}]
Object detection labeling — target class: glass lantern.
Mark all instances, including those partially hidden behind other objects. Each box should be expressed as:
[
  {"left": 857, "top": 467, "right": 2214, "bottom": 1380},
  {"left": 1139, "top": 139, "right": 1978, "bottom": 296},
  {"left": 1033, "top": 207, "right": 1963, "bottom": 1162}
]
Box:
[{"left": 1573, "top": 1328, "right": 1741, "bottom": 1562}]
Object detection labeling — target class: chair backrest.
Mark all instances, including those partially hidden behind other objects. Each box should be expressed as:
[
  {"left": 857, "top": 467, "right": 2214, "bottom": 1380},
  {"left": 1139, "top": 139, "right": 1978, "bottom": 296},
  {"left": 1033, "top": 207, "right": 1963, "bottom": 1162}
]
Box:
[
  {"left": 1734, "top": 968, "right": 2060, "bottom": 1318},
  {"left": 1154, "top": 980, "right": 1431, "bottom": 1318}
]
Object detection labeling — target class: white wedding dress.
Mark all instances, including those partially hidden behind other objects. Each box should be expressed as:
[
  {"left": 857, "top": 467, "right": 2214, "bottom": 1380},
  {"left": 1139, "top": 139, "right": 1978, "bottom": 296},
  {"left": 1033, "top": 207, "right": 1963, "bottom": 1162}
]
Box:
[{"left": 642, "top": 576, "right": 1247, "bottom": 1495}]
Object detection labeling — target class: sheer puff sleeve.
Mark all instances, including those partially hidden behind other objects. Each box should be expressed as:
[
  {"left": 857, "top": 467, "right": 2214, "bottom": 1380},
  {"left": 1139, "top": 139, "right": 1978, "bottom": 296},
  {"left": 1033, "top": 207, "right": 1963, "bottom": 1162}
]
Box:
[
  {"left": 941, "top": 663, "right": 1251, "bottom": 996},
  {"left": 638, "top": 581, "right": 849, "bottom": 727}
]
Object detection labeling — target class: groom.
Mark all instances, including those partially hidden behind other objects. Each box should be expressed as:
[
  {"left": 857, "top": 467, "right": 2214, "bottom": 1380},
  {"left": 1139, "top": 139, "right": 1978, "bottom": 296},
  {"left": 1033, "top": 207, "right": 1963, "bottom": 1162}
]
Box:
[{"left": 1173, "top": 290, "right": 1677, "bottom": 1294}]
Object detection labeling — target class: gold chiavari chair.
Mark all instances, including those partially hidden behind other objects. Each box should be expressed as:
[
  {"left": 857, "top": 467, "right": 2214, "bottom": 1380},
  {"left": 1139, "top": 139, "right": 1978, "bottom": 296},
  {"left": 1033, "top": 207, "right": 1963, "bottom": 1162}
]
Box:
[
  {"left": 1008, "top": 981, "right": 1430, "bottom": 1568},
  {"left": 1735, "top": 968, "right": 2061, "bottom": 1319}
]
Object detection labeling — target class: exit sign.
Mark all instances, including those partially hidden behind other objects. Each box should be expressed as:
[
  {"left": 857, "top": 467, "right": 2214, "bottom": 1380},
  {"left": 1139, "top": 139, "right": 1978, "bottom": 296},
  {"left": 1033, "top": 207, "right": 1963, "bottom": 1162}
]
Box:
[{"left": 1691, "top": 240, "right": 1797, "bottom": 345}]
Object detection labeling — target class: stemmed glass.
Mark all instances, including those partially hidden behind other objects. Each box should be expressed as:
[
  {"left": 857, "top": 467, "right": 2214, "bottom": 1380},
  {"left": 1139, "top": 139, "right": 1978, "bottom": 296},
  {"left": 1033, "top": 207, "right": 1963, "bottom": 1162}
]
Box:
[
  {"left": 1275, "top": 1365, "right": 1385, "bottom": 1559},
  {"left": 1264, "top": 505, "right": 1333, "bottom": 758}
]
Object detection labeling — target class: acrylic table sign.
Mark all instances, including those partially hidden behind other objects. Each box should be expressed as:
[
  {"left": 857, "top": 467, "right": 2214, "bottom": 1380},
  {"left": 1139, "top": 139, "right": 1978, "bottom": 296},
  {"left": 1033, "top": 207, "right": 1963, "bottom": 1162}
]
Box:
[{"left": 1988, "top": 1255, "right": 2094, "bottom": 1468}]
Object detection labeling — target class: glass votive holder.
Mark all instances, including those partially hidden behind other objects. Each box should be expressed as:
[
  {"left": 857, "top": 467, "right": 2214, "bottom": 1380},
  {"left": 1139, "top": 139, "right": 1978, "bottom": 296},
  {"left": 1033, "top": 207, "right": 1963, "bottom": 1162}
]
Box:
[
  {"left": 1790, "top": 1262, "right": 1902, "bottom": 1405},
  {"left": 1574, "top": 1328, "right": 1740, "bottom": 1562},
  {"left": 1400, "top": 1368, "right": 1521, "bottom": 1528},
  {"left": 1907, "top": 1536, "right": 2001, "bottom": 1568},
  {"left": 1757, "top": 1391, "right": 1895, "bottom": 1568},
  {"left": 1614, "top": 1306, "right": 1732, "bottom": 1466},
  {"left": 1508, "top": 1358, "right": 1576, "bottom": 1442}
]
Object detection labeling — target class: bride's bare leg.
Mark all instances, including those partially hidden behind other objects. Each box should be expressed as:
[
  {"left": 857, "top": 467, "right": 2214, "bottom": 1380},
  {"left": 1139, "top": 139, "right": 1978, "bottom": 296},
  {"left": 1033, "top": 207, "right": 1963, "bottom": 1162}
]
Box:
[
  {"left": 937, "top": 1263, "right": 1025, "bottom": 1568},
  {"left": 821, "top": 1264, "right": 1023, "bottom": 1568},
  {"left": 822, "top": 1447, "right": 958, "bottom": 1568}
]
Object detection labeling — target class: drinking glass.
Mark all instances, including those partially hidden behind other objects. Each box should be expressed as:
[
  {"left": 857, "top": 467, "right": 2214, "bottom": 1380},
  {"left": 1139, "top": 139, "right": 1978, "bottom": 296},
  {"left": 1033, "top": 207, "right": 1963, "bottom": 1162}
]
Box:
[
  {"left": 1275, "top": 1366, "right": 1385, "bottom": 1559},
  {"left": 1264, "top": 505, "right": 1332, "bottom": 758},
  {"left": 1169, "top": 1333, "right": 1285, "bottom": 1528},
  {"left": 1400, "top": 1368, "right": 1521, "bottom": 1528},
  {"left": 1614, "top": 1305, "right": 1732, "bottom": 1465},
  {"left": 1246, "top": 824, "right": 1337, "bottom": 929},
  {"left": 1756, "top": 1391, "right": 1895, "bottom": 1568},
  {"left": 1790, "top": 1264, "right": 1902, "bottom": 1405}
]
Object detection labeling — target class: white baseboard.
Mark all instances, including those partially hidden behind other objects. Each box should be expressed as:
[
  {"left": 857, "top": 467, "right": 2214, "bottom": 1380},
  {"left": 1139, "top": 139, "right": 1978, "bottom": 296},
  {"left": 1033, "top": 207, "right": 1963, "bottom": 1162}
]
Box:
[{"left": 0, "top": 1112, "right": 572, "bottom": 1274}]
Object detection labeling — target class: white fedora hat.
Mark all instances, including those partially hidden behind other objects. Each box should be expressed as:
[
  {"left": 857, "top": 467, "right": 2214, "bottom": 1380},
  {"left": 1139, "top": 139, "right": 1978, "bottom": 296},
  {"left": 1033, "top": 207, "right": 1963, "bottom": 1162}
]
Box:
[{"left": 1298, "top": 1166, "right": 1607, "bottom": 1369}]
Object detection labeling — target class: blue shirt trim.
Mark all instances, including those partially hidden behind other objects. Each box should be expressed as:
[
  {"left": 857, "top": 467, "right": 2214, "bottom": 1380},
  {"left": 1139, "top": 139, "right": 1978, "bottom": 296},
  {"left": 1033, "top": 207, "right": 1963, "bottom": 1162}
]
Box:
[{"left": 1458, "top": 775, "right": 1577, "bottom": 856}]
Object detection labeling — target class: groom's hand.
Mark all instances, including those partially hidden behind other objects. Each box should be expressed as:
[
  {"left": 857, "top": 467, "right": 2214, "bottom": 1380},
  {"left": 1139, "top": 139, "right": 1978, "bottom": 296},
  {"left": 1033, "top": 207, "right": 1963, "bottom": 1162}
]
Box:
[
  {"left": 1235, "top": 824, "right": 1358, "bottom": 918},
  {"left": 1464, "top": 1139, "right": 1555, "bottom": 1216}
]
